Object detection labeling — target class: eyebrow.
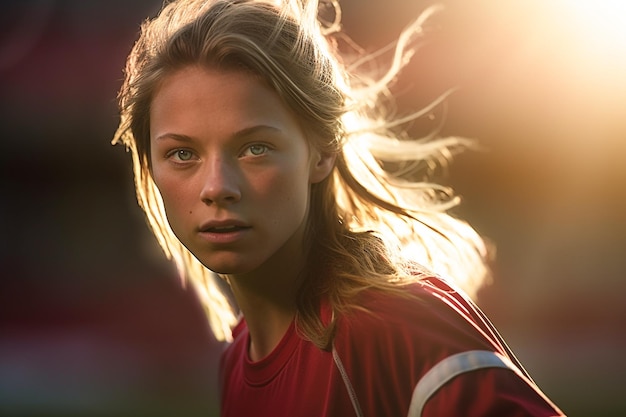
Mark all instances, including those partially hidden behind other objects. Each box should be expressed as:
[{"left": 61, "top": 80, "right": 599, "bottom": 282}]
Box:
[
  {"left": 233, "top": 125, "right": 282, "bottom": 139},
  {"left": 154, "top": 125, "right": 283, "bottom": 142}
]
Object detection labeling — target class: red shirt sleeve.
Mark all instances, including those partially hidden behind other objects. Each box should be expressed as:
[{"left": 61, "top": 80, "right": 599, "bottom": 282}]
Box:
[{"left": 423, "top": 367, "right": 566, "bottom": 417}]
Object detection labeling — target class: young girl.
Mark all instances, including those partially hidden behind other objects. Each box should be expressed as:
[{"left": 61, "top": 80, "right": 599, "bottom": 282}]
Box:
[{"left": 113, "top": 0, "right": 565, "bottom": 415}]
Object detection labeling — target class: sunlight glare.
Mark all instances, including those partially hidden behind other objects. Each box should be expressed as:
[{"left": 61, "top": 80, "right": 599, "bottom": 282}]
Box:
[{"left": 557, "top": 0, "right": 626, "bottom": 65}]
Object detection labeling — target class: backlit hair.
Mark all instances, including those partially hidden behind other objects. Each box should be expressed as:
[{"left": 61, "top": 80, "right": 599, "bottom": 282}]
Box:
[{"left": 113, "top": 0, "right": 491, "bottom": 346}]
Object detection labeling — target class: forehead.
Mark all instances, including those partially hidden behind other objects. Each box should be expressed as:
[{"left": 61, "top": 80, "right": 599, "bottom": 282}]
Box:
[
  {"left": 152, "top": 66, "right": 276, "bottom": 116},
  {"left": 149, "top": 65, "right": 304, "bottom": 139}
]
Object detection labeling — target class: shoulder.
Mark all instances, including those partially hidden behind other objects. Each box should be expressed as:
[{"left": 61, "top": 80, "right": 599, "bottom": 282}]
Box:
[
  {"left": 331, "top": 276, "right": 519, "bottom": 402},
  {"left": 336, "top": 277, "right": 502, "bottom": 359},
  {"left": 331, "top": 278, "right": 565, "bottom": 416},
  {"left": 332, "top": 277, "right": 505, "bottom": 389},
  {"left": 328, "top": 277, "right": 507, "bottom": 415}
]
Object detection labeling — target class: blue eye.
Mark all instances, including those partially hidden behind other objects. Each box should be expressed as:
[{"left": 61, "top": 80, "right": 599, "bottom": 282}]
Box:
[
  {"left": 174, "top": 149, "right": 194, "bottom": 161},
  {"left": 245, "top": 144, "right": 268, "bottom": 156}
]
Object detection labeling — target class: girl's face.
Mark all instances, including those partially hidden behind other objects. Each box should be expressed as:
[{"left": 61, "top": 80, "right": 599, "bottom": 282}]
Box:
[{"left": 149, "top": 66, "right": 333, "bottom": 276}]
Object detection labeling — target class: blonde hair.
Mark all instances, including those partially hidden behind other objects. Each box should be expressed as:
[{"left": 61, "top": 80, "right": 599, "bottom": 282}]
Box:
[{"left": 113, "top": 0, "right": 491, "bottom": 347}]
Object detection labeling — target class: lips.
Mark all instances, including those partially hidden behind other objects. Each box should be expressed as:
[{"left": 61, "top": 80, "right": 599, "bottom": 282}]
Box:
[
  {"left": 198, "top": 219, "right": 251, "bottom": 244},
  {"left": 204, "top": 225, "right": 248, "bottom": 233},
  {"left": 199, "top": 219, "right": 250, "bottom": 232}
]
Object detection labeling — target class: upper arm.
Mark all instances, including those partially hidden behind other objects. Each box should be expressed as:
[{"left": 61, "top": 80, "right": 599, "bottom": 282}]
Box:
[{"left": 411, "top": 352, "right": 565, "bottom": 417}]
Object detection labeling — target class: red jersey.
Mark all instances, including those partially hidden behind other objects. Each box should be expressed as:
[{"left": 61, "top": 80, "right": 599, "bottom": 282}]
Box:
[{"left": 219, "top": 278, "right": 565, "bottom": 416}]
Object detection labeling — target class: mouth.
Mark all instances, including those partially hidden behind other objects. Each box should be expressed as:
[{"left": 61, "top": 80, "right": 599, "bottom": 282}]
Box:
[
  {"left": 198, "top": 219, "right": 250, "bottom": 234},
  {"left": 198, "top": 220, "right": 251, "bottom": 242},
  {"left": 202, "top": 225, "right": 250, "bottom": 233}
]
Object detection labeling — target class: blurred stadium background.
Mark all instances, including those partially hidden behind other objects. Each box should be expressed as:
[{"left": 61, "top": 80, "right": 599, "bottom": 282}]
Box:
[{"left": 1, "top": 0, "right": 625, "bottom": 415}]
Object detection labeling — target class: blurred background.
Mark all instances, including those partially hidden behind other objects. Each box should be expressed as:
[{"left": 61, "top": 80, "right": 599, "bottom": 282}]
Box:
[{"left": 1, "top": 0, "right": 624, "bottom": 416}]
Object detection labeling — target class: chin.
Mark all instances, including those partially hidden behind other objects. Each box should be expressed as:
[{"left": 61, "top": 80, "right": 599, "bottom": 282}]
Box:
[{"left": 200, "top": 257, "right": 256, "bottom": 276}]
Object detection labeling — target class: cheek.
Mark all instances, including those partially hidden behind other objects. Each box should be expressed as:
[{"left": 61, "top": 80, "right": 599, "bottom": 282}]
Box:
[
  {"left": 152, "top": 170, "right": 193, "bottom": 221},
  {"left": 152, "top": 170, "right": 174, "bottom": 205},
  {"left": 263, "top": 167, "right": 311, "bottom": 216}
]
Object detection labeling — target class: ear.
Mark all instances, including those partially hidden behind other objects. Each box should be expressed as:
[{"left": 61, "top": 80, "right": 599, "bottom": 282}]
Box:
[{"left": 309, "top": 150, "right": 336, "bottom": 184}]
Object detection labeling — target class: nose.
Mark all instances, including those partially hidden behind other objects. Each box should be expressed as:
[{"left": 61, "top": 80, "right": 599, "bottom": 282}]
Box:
[{"left": 199, "top": 156, "right": 241, "bottom": 205}]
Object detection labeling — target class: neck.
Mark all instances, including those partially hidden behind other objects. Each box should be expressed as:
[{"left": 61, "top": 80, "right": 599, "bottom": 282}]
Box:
[{"left": 228, "top": 252, "right": 306, "bottom": 361}]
